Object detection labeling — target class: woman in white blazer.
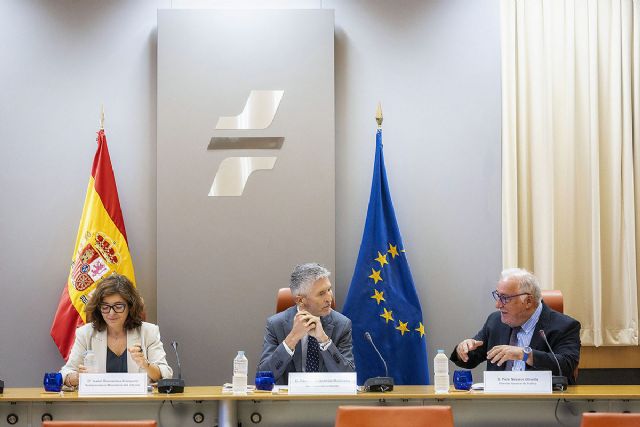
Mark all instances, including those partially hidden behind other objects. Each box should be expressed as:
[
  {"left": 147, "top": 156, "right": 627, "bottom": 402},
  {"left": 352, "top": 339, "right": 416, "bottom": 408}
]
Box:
[{"left": 60, "top": 274, "right": 173, "bottom": 387}]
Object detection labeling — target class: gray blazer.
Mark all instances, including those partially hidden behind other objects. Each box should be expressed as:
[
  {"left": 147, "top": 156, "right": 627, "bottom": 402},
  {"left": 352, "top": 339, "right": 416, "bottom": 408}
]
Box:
[
  {"left": 257, "top": 306, "right": 355, "bottom": 384},
  {"left": 60, "top": 321, "right": 173, "bottom": 383}
]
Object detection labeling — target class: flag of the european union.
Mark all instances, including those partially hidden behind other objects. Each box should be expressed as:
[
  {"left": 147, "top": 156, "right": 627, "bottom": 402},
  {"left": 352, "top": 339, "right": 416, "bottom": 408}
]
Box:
[{"left": 342, "top": 128, "right": 429, "bottom": 385}]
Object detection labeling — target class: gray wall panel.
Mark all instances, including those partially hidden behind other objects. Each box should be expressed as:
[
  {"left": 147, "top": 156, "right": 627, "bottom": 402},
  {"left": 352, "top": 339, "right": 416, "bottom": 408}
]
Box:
[{"left": 156, "top": 9, "right": 335, "bottom": 385}]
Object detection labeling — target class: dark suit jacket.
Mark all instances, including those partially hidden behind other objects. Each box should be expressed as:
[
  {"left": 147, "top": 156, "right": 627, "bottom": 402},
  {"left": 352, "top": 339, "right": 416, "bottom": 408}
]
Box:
[
  {"left": 257, "top": 306, "right": 355, "bottom": 384},
  {"left": 450, "top": 302, "right": 581, "bottom": 384}
]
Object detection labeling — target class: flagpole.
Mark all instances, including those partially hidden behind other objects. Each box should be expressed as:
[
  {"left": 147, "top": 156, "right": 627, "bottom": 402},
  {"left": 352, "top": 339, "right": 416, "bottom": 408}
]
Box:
[
  {"left": 343, "top": 100, "right": 430, "bottom": 385},
  {"left": 100, "top": 105, "right": 105, "bottom": 130},
  {"left": 376, "top": 102, "right": 383, "bottom": 128}
]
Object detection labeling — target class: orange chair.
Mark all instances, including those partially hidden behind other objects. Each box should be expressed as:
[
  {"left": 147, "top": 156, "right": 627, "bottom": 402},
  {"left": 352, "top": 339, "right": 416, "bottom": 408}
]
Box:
[
  {"left": 43, "top": 421, "right": 157, "bottom": 427},
  {"left": 276, "top": 287, "right": 336, "bottom": 313},
  {"left": 335, "top": 405, "right": 454, "bottom": 427},
  {"left": 540, "top": 289, "right": 580, "bottom": 382},
  {"left": 580, "top": 412, "right": 640, "bottom": 426},
  {"left": 541, "top": 289, "right": 563, "bottom": 313}
]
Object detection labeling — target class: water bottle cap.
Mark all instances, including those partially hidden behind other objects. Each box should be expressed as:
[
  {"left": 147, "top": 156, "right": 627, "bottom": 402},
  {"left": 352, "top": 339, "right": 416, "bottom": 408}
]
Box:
[
  {"left": 237, "top": 351, "right": 245, "bottom": 356},
  {"left": 437, "top": 349, "right": 444, "bottom": 353}
]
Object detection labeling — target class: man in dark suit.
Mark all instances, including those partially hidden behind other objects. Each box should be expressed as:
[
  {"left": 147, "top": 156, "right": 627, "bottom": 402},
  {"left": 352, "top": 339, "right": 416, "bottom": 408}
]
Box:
[
  {"left": 258, "top": 263, "right": 355, "bottom": 384},
  {"left": 451, "top": 268, "right": 581, "bottom": 384}
]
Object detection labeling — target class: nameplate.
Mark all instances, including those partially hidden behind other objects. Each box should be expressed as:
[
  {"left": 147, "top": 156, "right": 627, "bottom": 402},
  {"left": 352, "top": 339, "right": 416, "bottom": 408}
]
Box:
[
  {"left": 484, "top": 370, "right": 552, "bottom": 394},
  {"left": 78, "top": 373, "right": 148, "bottom": 396},
  {"left": 288, "top": 372, "right": 357, "bottom": 395}
]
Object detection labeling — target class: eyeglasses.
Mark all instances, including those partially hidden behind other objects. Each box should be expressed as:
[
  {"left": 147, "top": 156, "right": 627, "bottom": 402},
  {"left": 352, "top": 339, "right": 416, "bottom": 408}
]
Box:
[
  {"left": 99, "top": 302, "right": 127, "bottom": 314},
  {"left": 491, "top": 290, "right": 530, "bottom": 305}
]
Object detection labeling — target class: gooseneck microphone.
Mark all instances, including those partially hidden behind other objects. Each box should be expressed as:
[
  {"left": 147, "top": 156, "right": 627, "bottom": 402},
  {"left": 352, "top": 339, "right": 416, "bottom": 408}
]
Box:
[
  {"left": 173, "top": 341, "right": 182, "bottom": 380},
  {"left": 363, "top": 332, "right": 394, "bottom": 392},
  {"left": 158, "top": 340, "right": 186, "bottom": 394},
  {"left": 538, "top": 330, "right": 568, "bottom": 391},
  {"left": 365, "top": 332, "right": 389, "bottom": 377}
]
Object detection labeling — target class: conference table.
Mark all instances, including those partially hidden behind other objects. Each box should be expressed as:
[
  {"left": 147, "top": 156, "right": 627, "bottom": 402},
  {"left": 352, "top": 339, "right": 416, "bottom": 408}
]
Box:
[{"left": 1, "top": 385, "right": 639, "bottom": 426}]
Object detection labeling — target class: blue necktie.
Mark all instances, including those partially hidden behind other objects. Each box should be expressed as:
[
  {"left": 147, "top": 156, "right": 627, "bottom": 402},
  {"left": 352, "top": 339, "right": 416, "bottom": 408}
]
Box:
[{"left": 306, "top": 336, "right": 320, "bottom": 372}]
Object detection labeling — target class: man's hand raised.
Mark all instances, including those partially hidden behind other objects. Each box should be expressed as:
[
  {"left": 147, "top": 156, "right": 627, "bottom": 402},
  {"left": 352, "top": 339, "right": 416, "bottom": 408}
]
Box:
[
  {"left": 486, "top": 345, "right": 523, "bottom": 366},
  {"left": 456, "top": 339, "right": 484, "bottom": 362}
]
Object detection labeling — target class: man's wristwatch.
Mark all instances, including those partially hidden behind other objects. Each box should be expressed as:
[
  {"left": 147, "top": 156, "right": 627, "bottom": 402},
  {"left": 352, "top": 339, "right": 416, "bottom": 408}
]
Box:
[
  {"left": 522, "top": 346, "right": 532, "bottom": 363},
  {"left": 319, "top": 339, "right": 333, "bottom": 351}
]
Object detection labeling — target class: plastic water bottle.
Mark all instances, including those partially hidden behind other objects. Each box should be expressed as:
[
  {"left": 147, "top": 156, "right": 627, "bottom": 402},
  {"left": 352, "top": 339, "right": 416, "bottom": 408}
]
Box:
[
  {"left": 83, "top": 350, "right": 98, "bottom": 373},
  {"left": 232, "top": 351, "right": 248, "bottom": 394},
  {"left": 434, "top": 349, "right": 449, "bottom": 393}
]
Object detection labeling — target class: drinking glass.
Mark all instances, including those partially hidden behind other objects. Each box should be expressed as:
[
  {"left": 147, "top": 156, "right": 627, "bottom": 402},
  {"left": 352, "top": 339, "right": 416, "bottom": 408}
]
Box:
[
  {"left": 255, "top": 370, "right": 275, "bottom": 391},
  {"left": 43, "top": 372, "right": 63, "bottom": 392},
  {"left": 453, "top": 370, "right": 473, "bottom": 391}
]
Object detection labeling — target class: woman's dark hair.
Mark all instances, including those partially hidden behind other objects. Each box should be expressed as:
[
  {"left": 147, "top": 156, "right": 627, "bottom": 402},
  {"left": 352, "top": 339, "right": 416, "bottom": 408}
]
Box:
[{"left": 85, "top": 273, "right": 144, "bottom": 332}]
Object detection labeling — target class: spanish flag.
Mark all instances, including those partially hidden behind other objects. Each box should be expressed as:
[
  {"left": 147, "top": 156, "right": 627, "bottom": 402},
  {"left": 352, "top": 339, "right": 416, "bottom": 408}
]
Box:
[{"left": 50, "top": 129, "right": 135, "bottom": 359}]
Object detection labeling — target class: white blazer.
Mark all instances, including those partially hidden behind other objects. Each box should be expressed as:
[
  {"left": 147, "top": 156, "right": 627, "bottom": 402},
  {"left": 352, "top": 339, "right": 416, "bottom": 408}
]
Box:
[{"left": 60, "top": 321, "right": 173, "bottom": 383}]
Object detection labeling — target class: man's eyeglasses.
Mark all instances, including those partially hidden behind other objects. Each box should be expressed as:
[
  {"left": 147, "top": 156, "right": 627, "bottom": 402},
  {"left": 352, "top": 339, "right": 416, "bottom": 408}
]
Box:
[
  {"left": 99, "top": 302, "right": 127, "bottom": 314},
  {"left": 491, "top": 290, "right": 530, "bottom": 305}
]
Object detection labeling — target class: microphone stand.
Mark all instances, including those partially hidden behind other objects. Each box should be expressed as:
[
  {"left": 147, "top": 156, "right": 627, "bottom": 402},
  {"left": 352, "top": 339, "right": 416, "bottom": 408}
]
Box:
[
  {"left": 158, "top": 341, "right": 186, "bottom": 394},
  {"left": 538, "top": 330, "right": 568, "bottom": 391},
  {"left": 363, "top": 332, "right": 394, "bottom": 392}
]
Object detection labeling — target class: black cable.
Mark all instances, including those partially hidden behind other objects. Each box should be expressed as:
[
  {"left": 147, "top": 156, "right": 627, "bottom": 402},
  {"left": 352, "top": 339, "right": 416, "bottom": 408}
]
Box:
[
  {"left": 554, "top": 398, "right": 575, "bottom": 426},
  {"left": 157, "top": 399, "right": 167, "bottom": 427},
  {"left": 554, "top": 398, "right": 562, "bottom": 424}
]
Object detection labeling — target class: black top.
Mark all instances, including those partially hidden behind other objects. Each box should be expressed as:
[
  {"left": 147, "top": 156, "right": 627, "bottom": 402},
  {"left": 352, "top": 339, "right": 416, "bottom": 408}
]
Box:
[{"left": 106, "top": 348, "right": 128, "bottom": 373}]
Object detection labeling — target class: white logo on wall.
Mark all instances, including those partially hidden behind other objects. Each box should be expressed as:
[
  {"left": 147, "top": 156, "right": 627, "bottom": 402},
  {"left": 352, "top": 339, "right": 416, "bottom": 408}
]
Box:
[{"left": 209, "top": 90, "right": 284, "bottom": 197}]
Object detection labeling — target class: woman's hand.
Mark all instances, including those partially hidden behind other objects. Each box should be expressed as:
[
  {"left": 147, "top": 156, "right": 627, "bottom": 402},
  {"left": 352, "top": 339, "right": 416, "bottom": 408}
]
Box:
[
  {"left": 129, "top": 343, "right": 162, "bottom": 382},
  {"left": 66, "top": 363, "right": 89, "bottom": 387},
  {"left": 66, "top": 369, "right": 81, "bottom": 387},
  {"left": 128, "top": 344, "right": 149, "bottom": 370}
]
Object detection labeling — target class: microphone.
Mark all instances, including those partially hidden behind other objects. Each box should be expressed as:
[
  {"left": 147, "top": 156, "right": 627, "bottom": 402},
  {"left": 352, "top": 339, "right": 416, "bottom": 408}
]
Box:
[
  {"left": 158, "top": 341, "right": 186, "bottom": 394},
  {"left": 173, "top": 341, "right": 182, "bottom": 380},
  {"left": 363, "top": 332, "right": 394, "bottom": 392},
  {"left": 538, "top": 330, "right": 568, "bottom": 391}
]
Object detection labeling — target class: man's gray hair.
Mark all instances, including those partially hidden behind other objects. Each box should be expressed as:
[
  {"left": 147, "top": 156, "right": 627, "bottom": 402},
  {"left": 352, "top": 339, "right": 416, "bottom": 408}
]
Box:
[
  {"left": 500, "top": 268, "right": 542, "bottom": 303},
  {"left": 290, "top": 263, "right": 331, "bottom": 296}
]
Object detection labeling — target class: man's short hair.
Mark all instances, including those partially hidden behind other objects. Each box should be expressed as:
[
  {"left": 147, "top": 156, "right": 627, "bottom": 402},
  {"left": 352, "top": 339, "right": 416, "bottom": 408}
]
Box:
[
  {"left": 290, "top": 263, "right": 331, "bottom": 296},
  {"left": 500, "top": 268, "right": 542, "bottom": 303}
]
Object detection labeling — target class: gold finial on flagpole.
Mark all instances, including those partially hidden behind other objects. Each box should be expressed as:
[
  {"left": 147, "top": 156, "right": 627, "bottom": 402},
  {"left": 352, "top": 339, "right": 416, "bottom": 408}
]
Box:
[
  {"left": 375, "top": 102, "right": 383, "bottom": 128},
  {"left": 99, "top": 104, "right": 105, "bottom": 130}
]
